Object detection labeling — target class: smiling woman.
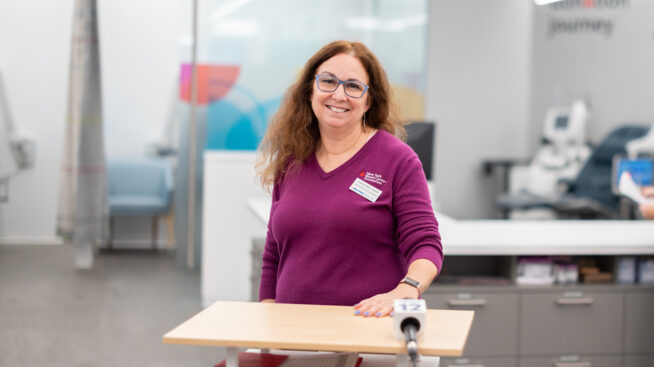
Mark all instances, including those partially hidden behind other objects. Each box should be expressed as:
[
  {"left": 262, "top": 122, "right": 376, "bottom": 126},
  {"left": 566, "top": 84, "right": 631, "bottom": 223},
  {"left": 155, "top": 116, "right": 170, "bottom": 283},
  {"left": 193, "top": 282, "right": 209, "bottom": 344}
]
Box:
[
  {"left": 311, "top": 53, "right": 371, "bottom": 157},
  {"left": 257, "top": 41, "right": 403, "bottom": 185},
  {"left": 255, "top": 40, "right": 443, "bottom": 318}
]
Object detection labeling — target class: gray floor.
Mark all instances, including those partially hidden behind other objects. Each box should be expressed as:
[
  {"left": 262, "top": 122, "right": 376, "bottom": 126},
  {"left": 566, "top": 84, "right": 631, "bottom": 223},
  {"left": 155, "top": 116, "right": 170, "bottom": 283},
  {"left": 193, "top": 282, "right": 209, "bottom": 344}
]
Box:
[{"left": 0, "top": 245, "right": 226, "bottom": 366}]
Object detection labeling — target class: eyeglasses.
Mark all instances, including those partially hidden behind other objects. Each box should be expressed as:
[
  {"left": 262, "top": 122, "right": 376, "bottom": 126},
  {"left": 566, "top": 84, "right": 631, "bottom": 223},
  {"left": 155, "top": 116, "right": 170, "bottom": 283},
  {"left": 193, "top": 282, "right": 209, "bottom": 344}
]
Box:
[{"left": 315, "top": 74, "right": 369, "bottom": 99}]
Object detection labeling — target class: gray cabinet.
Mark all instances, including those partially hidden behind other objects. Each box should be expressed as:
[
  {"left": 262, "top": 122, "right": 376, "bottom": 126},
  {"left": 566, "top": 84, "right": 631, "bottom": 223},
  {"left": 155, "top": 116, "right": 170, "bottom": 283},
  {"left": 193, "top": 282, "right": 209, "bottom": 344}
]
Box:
[
  {"left": 624, "top": 354, "right": 654, "bottom": 367},
  {"left": 624, "top": 290, "right": 654, "bottom": 353},
  {"left": 423, "top": 291, "right": 518, "bottom": 357},
  {"left": 519, "top": 355, "right": 622, "bottom": 367},
  {"left": 440, "top": 356, "right": 517, "bottom": 367},
  {"left": 519, "top": 290, "right": 623, "bottom": 355}
]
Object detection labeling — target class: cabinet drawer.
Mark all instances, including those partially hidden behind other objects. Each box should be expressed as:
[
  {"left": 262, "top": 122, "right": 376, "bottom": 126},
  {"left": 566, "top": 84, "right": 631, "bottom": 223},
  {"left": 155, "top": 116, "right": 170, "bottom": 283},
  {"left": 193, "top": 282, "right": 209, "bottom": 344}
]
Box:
[
  {"left": 519, "top": 290, "right": 623, "bottom": 355},
  {"left": 519, "top": 355, "right": 621, "bottom": 367},
  {"left": 624, "top": 291, "right": 654, "bottom": 353},
  {"left": 423, "top": 292, "right": 518, "bottom": 356},
  {"left": 624, "top": 354, "right": 654, "bottom": 367},
  {"left": 440, "top": 356, "right": 517, "bottom": 367}
]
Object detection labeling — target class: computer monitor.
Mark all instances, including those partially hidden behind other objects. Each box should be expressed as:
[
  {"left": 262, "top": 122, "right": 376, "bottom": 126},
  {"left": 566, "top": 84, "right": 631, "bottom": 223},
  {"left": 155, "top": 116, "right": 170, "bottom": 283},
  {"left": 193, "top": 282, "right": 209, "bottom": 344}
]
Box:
[
  {"left": 405, "top": 121, "right": 436, "bottom": 181},
  {"left": 612, "top": 155, "right": 654, "bottom": 194},
  {"left": 554, "top": 116, "right": 569, "bottom": 129}
]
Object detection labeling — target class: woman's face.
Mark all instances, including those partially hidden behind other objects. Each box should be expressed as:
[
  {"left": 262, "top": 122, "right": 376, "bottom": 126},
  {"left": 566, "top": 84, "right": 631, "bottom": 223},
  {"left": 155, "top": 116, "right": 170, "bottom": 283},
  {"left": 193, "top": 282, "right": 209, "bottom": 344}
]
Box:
[{"left": 311, "top": 53, "right": 371, "bottom": 133}]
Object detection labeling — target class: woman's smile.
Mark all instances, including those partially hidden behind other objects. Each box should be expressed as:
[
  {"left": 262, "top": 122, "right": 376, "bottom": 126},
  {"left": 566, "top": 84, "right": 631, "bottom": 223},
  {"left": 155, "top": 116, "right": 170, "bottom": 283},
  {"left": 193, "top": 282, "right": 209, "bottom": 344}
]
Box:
[{"left": 326, "top": 105, "right": 350, "bottom": 113}]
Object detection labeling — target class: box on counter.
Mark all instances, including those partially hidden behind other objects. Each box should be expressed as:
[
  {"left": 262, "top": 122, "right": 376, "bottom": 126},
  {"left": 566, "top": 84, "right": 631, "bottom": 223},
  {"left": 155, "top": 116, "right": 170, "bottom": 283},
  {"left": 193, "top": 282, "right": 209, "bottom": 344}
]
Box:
[{"left": 638, "top": 257, "right": 654, "bottom": 284}]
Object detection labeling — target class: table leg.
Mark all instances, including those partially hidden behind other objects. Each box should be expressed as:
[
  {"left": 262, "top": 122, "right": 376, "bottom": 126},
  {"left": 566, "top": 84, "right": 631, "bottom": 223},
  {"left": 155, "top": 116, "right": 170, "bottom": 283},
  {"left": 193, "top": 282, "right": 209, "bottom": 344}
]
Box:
[
  {"left": 396, "top": 354, "right": 409, "bottom": 367},
  {"left": 226, "top": 347, "right": 239, "bottom": 367},
  {"left": 396, "top": 354, "right": 435, "bottom": 367}
]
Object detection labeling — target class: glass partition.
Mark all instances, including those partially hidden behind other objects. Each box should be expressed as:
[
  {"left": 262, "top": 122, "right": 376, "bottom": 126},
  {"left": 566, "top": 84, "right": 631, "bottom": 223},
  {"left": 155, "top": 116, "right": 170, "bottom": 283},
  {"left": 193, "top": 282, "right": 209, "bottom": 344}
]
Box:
[{"left": 191, "top": 0, "right": 429, "bottom": 150}]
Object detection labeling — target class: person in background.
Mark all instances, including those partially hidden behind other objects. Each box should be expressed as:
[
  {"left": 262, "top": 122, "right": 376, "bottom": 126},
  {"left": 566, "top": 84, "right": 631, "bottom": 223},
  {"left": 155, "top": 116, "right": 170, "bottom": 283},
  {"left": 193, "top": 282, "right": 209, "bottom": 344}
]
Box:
[
  {"left": 255, "top": 40, "right": 443, "bottom": 318},
  {"left": 640, "top": 186, "right": 654, "bottom": 219}
]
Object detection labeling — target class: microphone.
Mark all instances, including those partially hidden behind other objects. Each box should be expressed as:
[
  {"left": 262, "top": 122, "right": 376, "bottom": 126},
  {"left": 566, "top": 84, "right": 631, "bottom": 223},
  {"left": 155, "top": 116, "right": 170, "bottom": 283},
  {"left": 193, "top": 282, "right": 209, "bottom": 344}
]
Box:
[
  {"left": 393, "top": 299, "right": 427, "bottom": 367},
  {"left": 401, "top": 317, "right": 420, "bottom": 362}
]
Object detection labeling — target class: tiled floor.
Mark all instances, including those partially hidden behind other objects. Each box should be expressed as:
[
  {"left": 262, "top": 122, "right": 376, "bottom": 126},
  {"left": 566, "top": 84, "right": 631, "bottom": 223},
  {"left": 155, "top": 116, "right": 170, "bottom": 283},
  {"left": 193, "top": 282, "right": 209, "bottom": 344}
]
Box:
[{"left": 0, "top": 245, "right": 225, "bottom": 366}]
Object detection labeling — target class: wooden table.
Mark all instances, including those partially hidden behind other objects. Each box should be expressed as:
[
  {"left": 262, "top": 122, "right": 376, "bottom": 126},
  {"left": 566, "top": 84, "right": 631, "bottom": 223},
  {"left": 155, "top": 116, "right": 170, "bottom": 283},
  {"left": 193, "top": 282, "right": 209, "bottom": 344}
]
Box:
[{"left": 163, "top": 301, "right": 474, "bottom": 367}]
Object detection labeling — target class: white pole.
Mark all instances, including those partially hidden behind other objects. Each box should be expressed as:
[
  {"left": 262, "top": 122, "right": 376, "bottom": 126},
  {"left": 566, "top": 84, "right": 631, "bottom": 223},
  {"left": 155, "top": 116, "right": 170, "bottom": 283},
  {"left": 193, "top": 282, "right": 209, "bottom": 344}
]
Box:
[{"left": 186, "top": 0, "right": 199, "bottom": 269}]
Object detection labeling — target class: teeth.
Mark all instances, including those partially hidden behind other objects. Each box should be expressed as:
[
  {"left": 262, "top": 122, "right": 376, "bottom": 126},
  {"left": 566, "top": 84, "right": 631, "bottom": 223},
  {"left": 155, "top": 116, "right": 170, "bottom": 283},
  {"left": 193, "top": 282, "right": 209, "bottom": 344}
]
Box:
[{"left": 327, "top": 105, "right": 348, "bottom": 113}]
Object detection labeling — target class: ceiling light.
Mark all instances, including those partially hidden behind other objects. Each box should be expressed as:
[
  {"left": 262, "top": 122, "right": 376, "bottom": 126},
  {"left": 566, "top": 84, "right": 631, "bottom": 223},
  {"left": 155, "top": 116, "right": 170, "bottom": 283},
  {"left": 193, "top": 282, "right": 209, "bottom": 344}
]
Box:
[{"left": 534, "top": 0, "right": 565, "bottom": 5}]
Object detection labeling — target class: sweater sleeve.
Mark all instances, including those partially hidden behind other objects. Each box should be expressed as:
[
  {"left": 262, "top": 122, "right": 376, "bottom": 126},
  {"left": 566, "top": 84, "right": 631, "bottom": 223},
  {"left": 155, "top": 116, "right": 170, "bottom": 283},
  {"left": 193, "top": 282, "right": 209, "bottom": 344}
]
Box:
[
  {"left": 392, "top": 154, "right": 443, "bottom": 273},
  {"left": 258, "top": 183, "right": 281, "bottom": 301}
]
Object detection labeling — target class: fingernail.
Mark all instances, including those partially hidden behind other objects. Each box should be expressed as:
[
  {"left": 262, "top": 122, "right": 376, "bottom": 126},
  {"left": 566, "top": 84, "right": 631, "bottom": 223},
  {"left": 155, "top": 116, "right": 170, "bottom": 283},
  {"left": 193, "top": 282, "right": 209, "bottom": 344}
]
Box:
[
  {"left": 375, "top": 312, "right": 381, "bottom": 317},
  {"left": 364, "top": 312, "right": 369, "bottom": 316},
  {"left": 390, "top": 312, "right": 394, "bottom": 317},
  {"left": 355, "top": 310, "right": 360, "bottom": 315}
]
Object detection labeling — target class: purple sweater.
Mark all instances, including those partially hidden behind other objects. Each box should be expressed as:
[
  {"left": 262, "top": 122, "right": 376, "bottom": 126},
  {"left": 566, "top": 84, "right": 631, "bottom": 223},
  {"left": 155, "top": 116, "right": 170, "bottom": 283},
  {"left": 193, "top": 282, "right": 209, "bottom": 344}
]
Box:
[{"left": 259, "top": 130, "right": 443, "bottom": 306}]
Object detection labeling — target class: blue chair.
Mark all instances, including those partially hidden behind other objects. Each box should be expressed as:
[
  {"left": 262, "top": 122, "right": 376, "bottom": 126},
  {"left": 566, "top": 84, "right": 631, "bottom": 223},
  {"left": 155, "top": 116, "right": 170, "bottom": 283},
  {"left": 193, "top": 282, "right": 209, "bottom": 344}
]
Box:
[{"left": 107, "top": 159, "right": 173, "bottom": 249}]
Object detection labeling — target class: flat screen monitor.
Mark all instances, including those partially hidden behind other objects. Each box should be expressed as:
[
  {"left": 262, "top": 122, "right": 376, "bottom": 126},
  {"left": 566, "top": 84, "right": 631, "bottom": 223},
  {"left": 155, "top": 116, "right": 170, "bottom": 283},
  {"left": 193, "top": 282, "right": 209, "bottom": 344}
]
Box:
[
  {"left": 612, "top": 155, "right": 654, "bottom": 194},
  {"left": 555, "top": 116, "right": 569, "bottom": 129},
  {"left": 405, "top": 121, "right": 435, "bottom": 181}
]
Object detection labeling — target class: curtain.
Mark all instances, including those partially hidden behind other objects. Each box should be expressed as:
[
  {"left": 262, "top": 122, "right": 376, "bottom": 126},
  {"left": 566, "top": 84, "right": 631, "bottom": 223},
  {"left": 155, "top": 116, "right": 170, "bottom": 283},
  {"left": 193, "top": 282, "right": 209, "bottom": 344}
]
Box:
[{"left": 56, "top": 0, "right": 107, "bottom": 268}]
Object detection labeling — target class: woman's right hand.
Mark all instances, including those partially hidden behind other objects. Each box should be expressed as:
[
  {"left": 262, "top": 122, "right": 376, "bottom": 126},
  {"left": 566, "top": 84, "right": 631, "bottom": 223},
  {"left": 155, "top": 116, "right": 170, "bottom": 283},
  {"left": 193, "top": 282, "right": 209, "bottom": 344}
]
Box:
[
  {"left": 261, "top": 299, "right": 276, "bottom": 303},
  {"left": 640, "top": 203, "right": 654, "bottom": 220}
]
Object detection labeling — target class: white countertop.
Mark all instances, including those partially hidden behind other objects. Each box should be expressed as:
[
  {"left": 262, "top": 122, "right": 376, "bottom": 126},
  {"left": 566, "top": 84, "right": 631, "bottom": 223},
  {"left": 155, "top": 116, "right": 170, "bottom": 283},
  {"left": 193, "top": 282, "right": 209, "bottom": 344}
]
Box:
[{"left": 247, "top": 198, "right": 654, "bottom": 255}]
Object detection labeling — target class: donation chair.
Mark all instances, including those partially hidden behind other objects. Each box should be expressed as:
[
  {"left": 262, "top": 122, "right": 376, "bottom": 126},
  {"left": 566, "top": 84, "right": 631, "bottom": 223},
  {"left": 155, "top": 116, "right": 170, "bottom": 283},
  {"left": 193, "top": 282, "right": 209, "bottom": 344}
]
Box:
[
  {"left": 496, "top": 124, "right": 651, "bottom": 219},
  {"left": 107, "top": 159, "right": 173, "bottom": 249}
]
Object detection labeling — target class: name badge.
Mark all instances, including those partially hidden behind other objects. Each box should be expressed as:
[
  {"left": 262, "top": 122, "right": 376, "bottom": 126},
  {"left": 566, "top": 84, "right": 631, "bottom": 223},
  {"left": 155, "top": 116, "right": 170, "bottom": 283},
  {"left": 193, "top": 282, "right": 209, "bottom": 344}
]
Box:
[{"left": 349, "top": 178, "right": 382, "bottom": 202}]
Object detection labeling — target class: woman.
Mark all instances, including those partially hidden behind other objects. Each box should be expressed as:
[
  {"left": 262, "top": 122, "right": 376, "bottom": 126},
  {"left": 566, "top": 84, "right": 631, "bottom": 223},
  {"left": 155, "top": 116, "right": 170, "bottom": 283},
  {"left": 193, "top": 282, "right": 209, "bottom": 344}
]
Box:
[{"left": 256, "top": 40, "right": 443, "bottom": 317}]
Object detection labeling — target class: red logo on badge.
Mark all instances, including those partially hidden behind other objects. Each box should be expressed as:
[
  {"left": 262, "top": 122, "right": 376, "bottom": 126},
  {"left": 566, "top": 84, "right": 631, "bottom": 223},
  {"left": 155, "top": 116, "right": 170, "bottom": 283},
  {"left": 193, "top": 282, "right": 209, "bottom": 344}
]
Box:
[{"left": 359, "top": 171, "right": 365, "bottom": 177}]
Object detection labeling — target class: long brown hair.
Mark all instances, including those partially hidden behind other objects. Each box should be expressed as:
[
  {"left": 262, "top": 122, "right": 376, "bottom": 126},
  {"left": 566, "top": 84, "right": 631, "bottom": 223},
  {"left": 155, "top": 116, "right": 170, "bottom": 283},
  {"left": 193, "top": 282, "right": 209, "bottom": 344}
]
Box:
[{"left": 256, "top": 40, "right": 404, "bottom": 188}]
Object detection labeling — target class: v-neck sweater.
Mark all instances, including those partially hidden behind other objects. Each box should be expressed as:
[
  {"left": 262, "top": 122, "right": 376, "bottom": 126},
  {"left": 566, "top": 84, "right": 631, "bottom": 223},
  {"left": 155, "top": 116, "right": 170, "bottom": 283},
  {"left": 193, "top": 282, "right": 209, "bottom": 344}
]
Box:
[{"left": 259, "top": 130, "right": 443, "bottom": 306}]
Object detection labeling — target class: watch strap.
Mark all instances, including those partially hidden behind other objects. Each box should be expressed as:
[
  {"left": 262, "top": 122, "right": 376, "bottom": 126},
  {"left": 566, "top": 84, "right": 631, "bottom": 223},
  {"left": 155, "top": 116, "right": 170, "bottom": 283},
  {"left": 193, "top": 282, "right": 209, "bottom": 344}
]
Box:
[{"left": 400, "top": 276, "right": 422, "bottom": 295}]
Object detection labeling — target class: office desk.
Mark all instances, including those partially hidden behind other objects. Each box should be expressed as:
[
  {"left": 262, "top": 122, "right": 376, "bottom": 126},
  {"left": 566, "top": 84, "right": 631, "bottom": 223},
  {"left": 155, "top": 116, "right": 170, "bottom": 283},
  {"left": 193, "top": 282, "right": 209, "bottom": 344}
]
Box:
[
  {"left": 163, "top": 301, "right": 474, "bottom": 367},
  {"left": 246, "top": 198, "right": 654, "bottom": 255}
]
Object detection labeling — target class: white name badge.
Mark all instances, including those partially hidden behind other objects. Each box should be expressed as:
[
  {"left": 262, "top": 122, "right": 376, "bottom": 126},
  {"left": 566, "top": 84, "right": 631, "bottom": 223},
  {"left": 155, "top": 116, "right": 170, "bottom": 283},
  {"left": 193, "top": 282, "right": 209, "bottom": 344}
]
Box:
[{"left": 349, "top": 178, "right": 382, "bottom": 202}]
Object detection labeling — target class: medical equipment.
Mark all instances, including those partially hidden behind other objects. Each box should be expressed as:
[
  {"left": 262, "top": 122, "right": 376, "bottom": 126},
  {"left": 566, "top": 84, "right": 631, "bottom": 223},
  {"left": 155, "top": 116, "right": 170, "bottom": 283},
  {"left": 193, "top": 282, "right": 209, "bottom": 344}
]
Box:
[
  {"left": 625, "top": 123, "right": 654, "bottom": 158},
  {"left": 498, "top": 124, "right": 651, "bottom": 219},
  {"left": 502, "top": 100, "right": 592, "bottom": 219}
]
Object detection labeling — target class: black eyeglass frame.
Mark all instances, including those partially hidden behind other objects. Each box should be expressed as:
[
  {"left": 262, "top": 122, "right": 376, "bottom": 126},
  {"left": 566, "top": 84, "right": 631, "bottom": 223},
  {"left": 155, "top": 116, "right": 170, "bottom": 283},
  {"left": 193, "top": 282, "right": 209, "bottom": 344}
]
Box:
[{"left": 314, "top": 74, "right": 369, "bottom": 99}]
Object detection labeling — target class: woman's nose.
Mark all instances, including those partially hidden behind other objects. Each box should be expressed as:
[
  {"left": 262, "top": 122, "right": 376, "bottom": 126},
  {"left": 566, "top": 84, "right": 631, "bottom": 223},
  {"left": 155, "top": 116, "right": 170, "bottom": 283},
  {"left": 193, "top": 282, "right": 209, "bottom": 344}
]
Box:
[{"left": 332, "top": 83, "right": 347, "bottom": 99}]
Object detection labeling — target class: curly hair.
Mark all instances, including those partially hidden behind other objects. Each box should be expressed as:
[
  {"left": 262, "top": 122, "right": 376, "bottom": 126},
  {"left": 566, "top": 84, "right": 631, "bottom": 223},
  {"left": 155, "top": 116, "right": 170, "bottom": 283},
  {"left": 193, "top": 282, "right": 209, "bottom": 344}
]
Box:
[{"left": 256, "top": 40, "right": 405, "bottom": 189}]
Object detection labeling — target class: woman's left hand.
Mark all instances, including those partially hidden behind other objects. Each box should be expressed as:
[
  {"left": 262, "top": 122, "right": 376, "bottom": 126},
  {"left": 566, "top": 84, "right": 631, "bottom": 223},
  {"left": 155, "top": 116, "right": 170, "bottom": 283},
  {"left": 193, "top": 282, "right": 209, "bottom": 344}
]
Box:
[{"left": 353, "top": 283, "right": 419, "bottom": 317}]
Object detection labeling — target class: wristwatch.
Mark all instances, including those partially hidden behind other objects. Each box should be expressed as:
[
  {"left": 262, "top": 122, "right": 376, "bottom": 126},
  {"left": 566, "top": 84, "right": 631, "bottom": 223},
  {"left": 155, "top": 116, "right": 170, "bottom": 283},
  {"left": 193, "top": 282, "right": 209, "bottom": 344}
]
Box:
[{"left": 400, "top": 276, "right": 422, "bottom": 296}]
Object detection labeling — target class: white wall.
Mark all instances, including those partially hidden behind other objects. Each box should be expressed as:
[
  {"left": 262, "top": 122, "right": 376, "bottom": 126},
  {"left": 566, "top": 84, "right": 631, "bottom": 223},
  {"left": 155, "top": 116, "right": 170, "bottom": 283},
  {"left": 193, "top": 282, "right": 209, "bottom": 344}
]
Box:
[
  {"left": 0, "top": 0, "right": 74, "bottom": 244},
  {"left": 426, "top": 0, "right": 533, "bottom": 219},
  {"left": 0, "top": 0, "right": 182, "bottom": 244},
  {"left": 530, "top": 0, "right": 654, "bottom": 147},
  {"left": 99, "top": 0, "right": 183, "bottom": 159}
]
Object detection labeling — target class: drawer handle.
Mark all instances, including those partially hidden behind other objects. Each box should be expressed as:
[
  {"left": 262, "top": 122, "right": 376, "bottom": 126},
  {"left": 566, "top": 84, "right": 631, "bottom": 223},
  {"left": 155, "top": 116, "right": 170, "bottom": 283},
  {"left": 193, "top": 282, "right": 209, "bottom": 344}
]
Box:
[
  {"left": 555, "top": 297, "right": 594, "bottom": 305},
  {"left": 554, "top": 362, "right": 591, "bottom": 367},
  {"left": 447, "top": 299, "right": 487, "bottom": 307}
]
